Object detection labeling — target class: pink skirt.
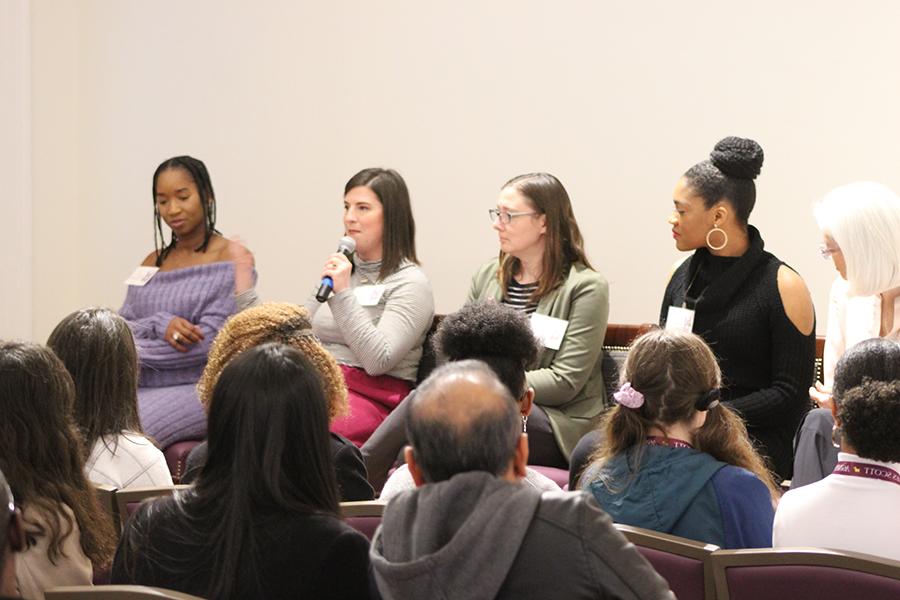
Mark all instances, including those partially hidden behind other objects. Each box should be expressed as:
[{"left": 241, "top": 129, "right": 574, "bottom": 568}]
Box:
[{"left": 330, "top": 365, "right": 413, "bottom": 447}]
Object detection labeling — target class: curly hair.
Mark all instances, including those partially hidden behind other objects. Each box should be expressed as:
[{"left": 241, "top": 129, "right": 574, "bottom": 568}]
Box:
[
  {"left": 683, "top": 136, "right": 764, "bottom": 225},
  {"left": 839, "top": 379, "right": 900, "bottom": 462},
  {"left": 433, "top": 301, "right": 540, "bottom": 398},
  {"left": 0, "top": 342, "right": 117, "bottom": 568},
  {"left": 197, "top": 303, "right": 348, "bottom": 421},
  {"left": 588, "top": 329, "right": 778, "bottom": 497}
]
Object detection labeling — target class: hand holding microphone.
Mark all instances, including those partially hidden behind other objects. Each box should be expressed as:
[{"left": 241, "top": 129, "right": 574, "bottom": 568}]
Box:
[{"left": 316, "top": 236, "right": 356, "bottom": 302}]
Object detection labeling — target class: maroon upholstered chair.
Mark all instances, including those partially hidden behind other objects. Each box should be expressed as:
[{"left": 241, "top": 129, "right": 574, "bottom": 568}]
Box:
[
  {"left": 341, "top": 500, "right": 386, "bottom": 541},
  {"left": 711, "top": 547, "right": 900, "bottom": 600},
  {"left": 614, "top": 524, "right": 718, "bottom": 600},
  {"left": 114, "top": 485, "right": 191, "bottom": 531},
  {"left": 163, "top": 440, "right": 203, "bottom": 483}
]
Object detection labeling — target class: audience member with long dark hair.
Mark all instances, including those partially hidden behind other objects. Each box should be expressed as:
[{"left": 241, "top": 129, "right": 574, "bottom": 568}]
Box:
[
  {"left": 119, "top": 155, "right": 257, "bottom": 449},
  {"left": 0, "top": 342, "right": 117, "bottom": 599},
  {"left": 111, "top": 343, "right": 371, "bottom": 599},
  {"left": 581, "top": 329, "right": 778, "bottom": 549},
  {"left": 47, "top": 308, "right": 173, "bottom": 490},
  {"left": 775, "top": 338, "right": 900, "bottom": 561},
  {"left": 181, "top": 302, "right": 374, "bottom": 500}
]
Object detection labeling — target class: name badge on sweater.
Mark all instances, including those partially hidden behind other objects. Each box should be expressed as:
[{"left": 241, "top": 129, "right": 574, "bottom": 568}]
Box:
[
  {"left": 125, "top": 266, "right": 159, "bottom": 286},
  {"left": 530, "top": 313, "right": 568, "bottom": 351},
  {"left": 354, "top": 285, "right": 386, "bottom": 306},
  {"left": 665, "top": 306, "right": 695, "bottom": 333}
]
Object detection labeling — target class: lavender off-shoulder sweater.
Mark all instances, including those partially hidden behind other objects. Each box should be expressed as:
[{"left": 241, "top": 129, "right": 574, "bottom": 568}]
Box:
[{"left": 120, "top": 262, "right": 237, "bottom": 447}]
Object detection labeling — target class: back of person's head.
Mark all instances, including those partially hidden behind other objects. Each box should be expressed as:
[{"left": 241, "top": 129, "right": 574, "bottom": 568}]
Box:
[
  {"left": 47, "top": 307, "right": 143, "bottom": 451},
  {"left": 832, "top": 338, "right": 900, "bottom": 401},
  {"left": 0, "top": 468, "right": 24, "bottom": 598},
  {"left": 592, "top": 329, "right": 776, "bottom": 494},
  {"left": 193, "top": 343, "right": 341, "bottom": 598},
  {"left": 838, "top": 380, "right": 900, "bottom": 463},
  {"left": 815, "top": 182, "right": 900, "bottom": 295},
  {"left": 683, "top": 136, "right": 764, "bottom": 225},
  {"left": 198, "top": 302, "right": 348, "bottom": 421},
  {"left": 0, "top": 342, "right": 115, "bottom": 568},
  {"left": 345, "top": 167, "right": 418, "bottom": 279},
  {"left": 499, "top": 172, "right": 592, "bottom": 300},
  {"left": 407, "top": 360, "right": 520, "bottom": 483},
  {"left": 434, "top": 301, "right": 540, "bottom": 399}
]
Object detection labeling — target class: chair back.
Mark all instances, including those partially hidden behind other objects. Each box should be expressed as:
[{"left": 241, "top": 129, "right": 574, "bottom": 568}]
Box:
[
  {"left": 46, "top": 585, "right": 204, "bottom": 599},
  {"left": 114, "top": 485, "right": 191, "bottom": 531},
  {"left": 711, "top": 547, "right": 900, "bottom": 600},
  {"left": 162, "top": 440, "right": 203, "bottom": 483},
  {"left": 341, "top": 500, "right": 386, "bottom": 541},
  {"left": 615, "top": 524, "right": 718, "bottom": 600}
]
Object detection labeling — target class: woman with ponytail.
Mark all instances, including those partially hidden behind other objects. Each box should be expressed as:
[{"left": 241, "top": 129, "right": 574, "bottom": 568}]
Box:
[{"left": 580, "top": 329, "right": 777, "bottom": 549}]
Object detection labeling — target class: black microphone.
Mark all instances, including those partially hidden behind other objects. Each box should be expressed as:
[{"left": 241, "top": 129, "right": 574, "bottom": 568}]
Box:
[{"left": 315, "top": 236, "right": 356, "bottom": 302}]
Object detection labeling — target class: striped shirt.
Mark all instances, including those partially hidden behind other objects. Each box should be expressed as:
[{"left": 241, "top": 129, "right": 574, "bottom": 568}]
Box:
[{"left": 503, "top": 280, "right": 539, "bottom": 314}]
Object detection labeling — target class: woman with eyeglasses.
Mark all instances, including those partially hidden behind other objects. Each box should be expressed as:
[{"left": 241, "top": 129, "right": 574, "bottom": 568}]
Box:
[
  {"left": 791, "top": 182, "right": 900, "bottom": 488},
  {"left": 468, "top": 173, "right": 609, "bottom": 468}
]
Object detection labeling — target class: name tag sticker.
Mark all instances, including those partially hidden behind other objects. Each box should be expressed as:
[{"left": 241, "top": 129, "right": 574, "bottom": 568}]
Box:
[
  {"left": 530, "top": 313, "right": 569, "bottom": 351},
  {"left": 665, "top": 306, "right": 695, "bottom": 333},
  {"left": 354, "top": 284, "right": 386, "bottom": 307},
  {"left": 125, "top": 266, "right": 159, "bottom": 286}
]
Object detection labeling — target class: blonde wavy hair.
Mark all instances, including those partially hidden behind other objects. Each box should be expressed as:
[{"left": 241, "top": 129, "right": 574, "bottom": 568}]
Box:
[{"left": 197, "top": 303, "right": 348, "bottom": 422}]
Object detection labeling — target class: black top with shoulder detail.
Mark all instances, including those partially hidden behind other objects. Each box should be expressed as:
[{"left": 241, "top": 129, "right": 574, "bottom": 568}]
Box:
[{"left": 659, "top": 225, "right": 816, "bottom": 480}]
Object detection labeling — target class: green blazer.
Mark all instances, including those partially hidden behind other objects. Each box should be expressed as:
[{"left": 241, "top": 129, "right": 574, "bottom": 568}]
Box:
[{"left": 468, "top": 259, "right": 609, "bottom": 459}]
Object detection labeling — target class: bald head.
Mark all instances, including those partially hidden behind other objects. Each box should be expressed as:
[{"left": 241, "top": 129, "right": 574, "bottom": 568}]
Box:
[{"left": 407, "top": 360, "right": 522, "bottom": 483}]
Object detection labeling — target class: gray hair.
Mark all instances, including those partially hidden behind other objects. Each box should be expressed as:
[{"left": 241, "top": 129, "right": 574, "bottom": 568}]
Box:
[{"left": 406, "top": 360, "right": 521, "bottom": 483}]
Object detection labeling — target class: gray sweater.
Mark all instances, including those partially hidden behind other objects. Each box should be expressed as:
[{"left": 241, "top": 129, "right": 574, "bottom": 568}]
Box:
[
  {"left": 306, "top": 258, "right": 434, "bottom": 382},
  {"left": 370, "top": 472, "right": 674, "bottom": 600}
]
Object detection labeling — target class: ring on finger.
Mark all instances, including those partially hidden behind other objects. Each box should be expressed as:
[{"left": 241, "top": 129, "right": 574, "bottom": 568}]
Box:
[{"left": 173, "top": 331, "right": 182, "bottom": 343}]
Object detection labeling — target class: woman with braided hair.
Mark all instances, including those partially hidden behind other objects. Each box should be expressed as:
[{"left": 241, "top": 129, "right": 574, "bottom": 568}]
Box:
[
  {"left": 120, "top": 155, "right": 258, "bottom": 449},
  {"left": 182, "top": 302, "right": 374, "bottom": 500}
]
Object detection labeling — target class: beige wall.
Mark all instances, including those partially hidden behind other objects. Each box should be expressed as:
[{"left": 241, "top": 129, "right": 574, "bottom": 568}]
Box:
[{"left": 17, "top": 1, "right": 900, "bottom": 341}]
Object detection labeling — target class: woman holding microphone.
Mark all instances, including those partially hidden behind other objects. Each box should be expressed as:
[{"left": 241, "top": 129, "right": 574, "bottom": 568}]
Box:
[{"left": 306, "top": 168, "right": 434, "bottom": 447}]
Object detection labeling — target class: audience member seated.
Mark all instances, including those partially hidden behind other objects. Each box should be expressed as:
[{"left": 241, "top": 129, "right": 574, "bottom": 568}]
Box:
[
  {"left": 793, "top": 182, "right": 900, "bottom": 488},
  {"left": 47, "top": 308, "right": 173, "bottom": 490},
  {"left": 580, "top": 329, "right": 778, "bottom": 549},
  {"left": 181, "top": 302, "right": 374, "bottom": 500},
  {"left": 111, "top": 344, "right": 371, "bottom": 599},
  {"left": 369, "top": 360, "right": 673, "bottom": 600},
  {"left": 659, "top": 137, "right": 816, "bottom": 481},
  {"left": 119, "top": 155, "right": 257, "bottom": 448},
  {"left": 377, "top": 302, "right": 561, "bottom": 499},
  {"left": 775, "top": 339, "right": 900, "bottom": 561},
  {"left": 0, "top": 469, "right": 26, "bottom": 600},
  {"left": 305, "top": 168, "right": 434, "bottom": 447},
  {"left": 0, "top": 342, "right": 116, "bottom": 599}
]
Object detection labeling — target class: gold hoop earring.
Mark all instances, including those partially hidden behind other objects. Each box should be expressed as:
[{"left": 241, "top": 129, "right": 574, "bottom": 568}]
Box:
[{"left": 706, "top": 224, "right": 728, "bottom": 251}]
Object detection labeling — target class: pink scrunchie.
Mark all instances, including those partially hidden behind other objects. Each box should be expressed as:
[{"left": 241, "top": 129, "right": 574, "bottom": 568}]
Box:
[{"left": 614, "top": 382, "right": 645, "bottom": 409}]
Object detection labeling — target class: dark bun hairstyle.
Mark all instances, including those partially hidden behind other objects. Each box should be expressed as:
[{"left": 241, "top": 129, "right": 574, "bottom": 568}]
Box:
[
  {"left": 683, "top": 136, "right": 764, "bottom": 224},
  {"left": 433, "top": 301, "right": 540, "bottom": 399}
]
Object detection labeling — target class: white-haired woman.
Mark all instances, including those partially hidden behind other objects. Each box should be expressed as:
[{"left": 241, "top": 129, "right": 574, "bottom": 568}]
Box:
[{"left": 792, "top": 181, "right": 900, "bottom": 488}]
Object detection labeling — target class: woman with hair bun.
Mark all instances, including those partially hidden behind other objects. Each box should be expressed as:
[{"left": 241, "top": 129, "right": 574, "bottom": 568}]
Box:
[
  {"left": 659, "top": 136, "right": 816, "bottom": 481},
  {"left": 581, "top": 329, "right": 777, "bottom": 549},
  {"left": 791, "top": 182, "right": 900, "bottom": 488}
]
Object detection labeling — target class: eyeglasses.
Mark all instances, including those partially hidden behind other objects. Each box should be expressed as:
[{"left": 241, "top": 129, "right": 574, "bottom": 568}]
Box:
[
  {"left": 488, "top": 209, "right": 539, "bottom": 225},
  {"left": 818, "top": 244, "right": 841, "bottom": 260}
]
